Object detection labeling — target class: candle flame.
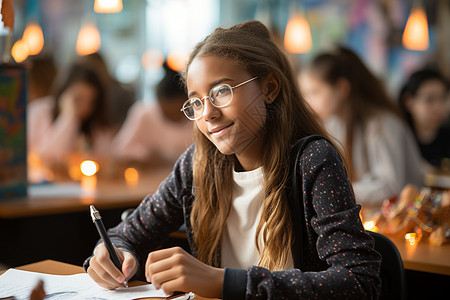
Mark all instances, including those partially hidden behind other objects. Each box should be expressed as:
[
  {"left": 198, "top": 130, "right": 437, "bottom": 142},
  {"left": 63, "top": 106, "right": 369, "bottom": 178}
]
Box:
[{"left": 80, "top": 160, "right": 99, "bottom": 176}]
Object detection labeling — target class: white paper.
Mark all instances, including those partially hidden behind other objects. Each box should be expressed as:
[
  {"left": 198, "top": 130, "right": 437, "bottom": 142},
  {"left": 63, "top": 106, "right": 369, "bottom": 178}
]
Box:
[{"left": 0, "top": 269, "right": 169, "bottom": 300}]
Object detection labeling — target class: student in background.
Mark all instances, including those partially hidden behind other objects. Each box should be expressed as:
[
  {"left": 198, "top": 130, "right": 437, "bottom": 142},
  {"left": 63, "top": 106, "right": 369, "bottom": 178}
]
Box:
[
  {"left": 111, "top": 62, "right": 192, "bottom": 165},
  {"left": 398, "top": 68, "right": 450, "bottom": 171},
  {"left": 76, "top": 52, "right": 135, "bottom": 129},
  {"left": 299, "top": 46, "right": 423, "bottom": 208},
  {"left": 85, "top": 21, "right": 381, "bottom": 299},
  {"left": 28, "top": 63, "right": 114, "bottom": 166}
]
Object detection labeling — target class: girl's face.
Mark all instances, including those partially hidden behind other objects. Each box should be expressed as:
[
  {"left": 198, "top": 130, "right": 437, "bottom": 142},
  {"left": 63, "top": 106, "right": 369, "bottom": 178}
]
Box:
[
  {"left": 187, "top": 55, "right": 266, "bottom": 164},
  {"left": 299, "top": 71, "right": 345, "bottom": 121},
  {"left": 61, "top": 81, "right": 98, "bottom": 121},
  {"left": 405, "top": 79, "right": 449, "bottom": 130}
]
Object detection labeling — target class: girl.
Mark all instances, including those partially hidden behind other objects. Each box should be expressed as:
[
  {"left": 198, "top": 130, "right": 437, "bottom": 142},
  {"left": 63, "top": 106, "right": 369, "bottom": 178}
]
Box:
[
  {"left": 399, "top": 68, "right": 450, "bottom": 171},
  {"left": 85, "top": 21, "right": 381, "bottom": 299},
  {"left": 29, "top": 63, "right": 114, "bottom": 165},
  {"left": 300, "top": 46, "right": 423, "bottom": 208}
]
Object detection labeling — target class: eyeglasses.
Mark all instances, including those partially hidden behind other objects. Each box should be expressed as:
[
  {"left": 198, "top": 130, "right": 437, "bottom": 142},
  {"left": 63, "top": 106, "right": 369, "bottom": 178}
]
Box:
[{"left": 180, "top": 77, "right": 258, "bottom": 120}]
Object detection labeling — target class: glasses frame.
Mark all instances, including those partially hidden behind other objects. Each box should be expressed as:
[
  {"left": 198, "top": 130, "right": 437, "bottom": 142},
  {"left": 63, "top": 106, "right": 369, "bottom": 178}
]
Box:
[{"left": 180, "top": 77, "right": 258, "bottom": 120}]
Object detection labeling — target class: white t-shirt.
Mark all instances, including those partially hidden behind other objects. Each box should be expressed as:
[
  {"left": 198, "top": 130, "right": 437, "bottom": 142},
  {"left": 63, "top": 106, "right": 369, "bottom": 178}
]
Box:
[{"left": 221, "top": 166, "right": 294, "bottom": 269}]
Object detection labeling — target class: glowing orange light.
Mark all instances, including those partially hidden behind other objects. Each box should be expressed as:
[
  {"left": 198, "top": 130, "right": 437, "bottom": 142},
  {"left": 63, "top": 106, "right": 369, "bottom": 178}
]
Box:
[
  {"left": 94, "top": 0, "right": 123, "bottom": 13},
  {"left": 167, "top": 50, "right": 188, "bottom": 71},
  {"left": 80, "top": 160, "right": 99, "bottom": 176},
  {"left": 142, "top": 49, "right": 164, "bottom": 70},
  {"left": 402, "top": 7, "right": 429, "bottom": 51},
  {"left": 405, "top": 232, "right": 418, "bottom": 246},
  {"left": 22, "top": 23, "right": 44, "bottom": 55},
  {"left": 284, "top": 14, "right": 312, "bottom": 53},
  {"left": 124, "top": 167, "right": 139, "bottom": 187},
  {"left": 76, "top": 23, "right": 101, "bottom": 56},
  {"left": 363, "top": 220, "right": 379, "bottom": 232},
  {"left": 11, "top": 39, "right": 29, "bottom": 63}
]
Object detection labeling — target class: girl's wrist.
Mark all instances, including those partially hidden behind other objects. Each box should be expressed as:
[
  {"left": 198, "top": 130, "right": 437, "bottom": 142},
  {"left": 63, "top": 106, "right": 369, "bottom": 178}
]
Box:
[{"left": 211, "top": 267, "right": 225, "bottom": 298}]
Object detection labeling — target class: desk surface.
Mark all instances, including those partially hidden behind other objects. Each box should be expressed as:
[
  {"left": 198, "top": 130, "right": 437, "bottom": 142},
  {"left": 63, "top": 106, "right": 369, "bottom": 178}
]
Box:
[
  {"left": 389, "top": 237, "right": 450, "bottom": 276},
  {"left": 0, "top": 167, "right": 171, "bottom": 219},
  {"left": 1, "top": 260, "right": 215, "bottom": 300}
]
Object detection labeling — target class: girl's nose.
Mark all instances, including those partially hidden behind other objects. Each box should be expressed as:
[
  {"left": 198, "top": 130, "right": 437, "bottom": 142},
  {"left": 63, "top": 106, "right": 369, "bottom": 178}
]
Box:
[{"left": 202, "top": 97, "right": 221, "bottom": 121}]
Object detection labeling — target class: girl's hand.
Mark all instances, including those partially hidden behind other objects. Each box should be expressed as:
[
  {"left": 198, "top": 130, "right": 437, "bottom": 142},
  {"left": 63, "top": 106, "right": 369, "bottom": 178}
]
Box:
[
  {"left": 146, "top": 247, "right": 224, "bottom": 298},
  {"left": 87, "top": 243, "right": 137, "bottom": 289}
]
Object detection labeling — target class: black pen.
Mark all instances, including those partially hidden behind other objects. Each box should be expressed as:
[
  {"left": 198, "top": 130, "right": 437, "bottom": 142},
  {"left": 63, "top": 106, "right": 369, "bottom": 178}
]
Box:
[{"left": 90, "top": 205, "right": 128, "bottom": 288}]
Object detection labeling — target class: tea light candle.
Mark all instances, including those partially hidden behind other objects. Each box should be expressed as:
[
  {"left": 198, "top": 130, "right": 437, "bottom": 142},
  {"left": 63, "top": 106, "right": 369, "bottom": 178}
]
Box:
[{"left": 80, "top": 160, "right": 99, "bottom": 193}]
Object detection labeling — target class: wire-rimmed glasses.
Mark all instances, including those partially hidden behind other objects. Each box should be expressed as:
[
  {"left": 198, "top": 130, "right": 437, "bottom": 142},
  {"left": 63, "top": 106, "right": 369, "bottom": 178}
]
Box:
[{"left": 180, "top": 77, "right": 258, "bottom": 120}]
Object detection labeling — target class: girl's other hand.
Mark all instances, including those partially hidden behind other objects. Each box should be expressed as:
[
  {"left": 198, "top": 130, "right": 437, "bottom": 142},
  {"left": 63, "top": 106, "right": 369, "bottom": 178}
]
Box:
[
  {"left": 87, "top": 243, "right": 137, "bottom": 289},
  {"left": 146, "top": 247, "right": 224, "bottom": 298}
]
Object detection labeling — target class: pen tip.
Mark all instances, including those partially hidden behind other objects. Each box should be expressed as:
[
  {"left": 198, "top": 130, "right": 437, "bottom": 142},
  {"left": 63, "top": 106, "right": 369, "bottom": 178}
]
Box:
[{"left": 124, "top": 280, "right": 129, "bottom": 288}]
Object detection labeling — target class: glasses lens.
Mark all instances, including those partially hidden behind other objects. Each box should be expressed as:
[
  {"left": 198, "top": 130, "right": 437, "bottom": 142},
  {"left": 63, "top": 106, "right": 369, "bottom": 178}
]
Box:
[
  {"left": 210, "top": 84, "right": 232, "bottom": 107},
  {"left": 183, "top": 98, "right": 203, "bottom": 120}
]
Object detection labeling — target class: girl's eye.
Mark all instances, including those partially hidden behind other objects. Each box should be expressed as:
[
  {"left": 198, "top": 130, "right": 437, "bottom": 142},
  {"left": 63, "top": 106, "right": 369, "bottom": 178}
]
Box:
[
  {"left": 216, "top": 86, "right": 231, "bottom": 97},
  {"left": 192, "top": 99, "right": 202, "bottom": 109}
]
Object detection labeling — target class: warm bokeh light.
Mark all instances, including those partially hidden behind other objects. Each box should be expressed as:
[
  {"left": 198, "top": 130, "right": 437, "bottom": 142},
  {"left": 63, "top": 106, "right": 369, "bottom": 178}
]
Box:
[
  {"left": 76, "top": 23, "right": 101, "bottom": 56},
  {"left": 94, "top": 0, "right": 123, "bottom": 13},
  {"left": 11, "top": 39, "right": 29, "bottom": 63},
  {"left": 142, "top": 49, "right": 164, "bottom": 70},
  {"left": 402, "top": 7, "right": 429, "bottom": 51},
  {"left": 284, "top": 14, "right": 312, "bottom": 53},
  {"left": 405, "top": 232, "right": 421, "bottom": 246},
  {"left": 124, "top": 167, "right": 139, "bottom": 187},
  {"left": 167, "top": 50, "right": 188, "bottom": 71},
  {"left": 363, "top": 220, "right": 379, "bottom": 232},
  {"left": 22, "top": 22, "right": 44, "bottom": 55},
  {"left": 80, "top": 160, "right": 99, "bottom": 177}
]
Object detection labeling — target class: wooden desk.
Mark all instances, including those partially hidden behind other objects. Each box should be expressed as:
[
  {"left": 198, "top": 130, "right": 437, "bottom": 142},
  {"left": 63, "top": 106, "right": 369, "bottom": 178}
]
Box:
[
  {"left": 0, "top": 168, "right": 177, "bottom": 267},
  {"left": 389, "top": 237, "right": 450, "bottom": 276},
  {"left": 1, "top": 260, "right": 215, "bottom": 300},
  {"left": 0, "top": 167, "right": 171, "bottom": 219}
]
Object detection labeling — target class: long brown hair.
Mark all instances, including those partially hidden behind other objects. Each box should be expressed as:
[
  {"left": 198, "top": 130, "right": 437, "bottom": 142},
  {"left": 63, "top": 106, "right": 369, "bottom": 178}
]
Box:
[
  {"left": 183, "top": 20, "right": 330, "bottom": 271},
  {"left": 308, "top": 46, "right": 403, "bottom": 179}
]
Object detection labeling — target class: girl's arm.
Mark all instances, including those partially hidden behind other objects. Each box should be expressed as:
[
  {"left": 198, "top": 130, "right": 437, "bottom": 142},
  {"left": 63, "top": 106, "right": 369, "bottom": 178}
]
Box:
[
  {"left": 224, "top": 139, "right": 381, "bottom": 299},
  {"left": 84, "top": 145, "right": 195, "bottom": 278}
]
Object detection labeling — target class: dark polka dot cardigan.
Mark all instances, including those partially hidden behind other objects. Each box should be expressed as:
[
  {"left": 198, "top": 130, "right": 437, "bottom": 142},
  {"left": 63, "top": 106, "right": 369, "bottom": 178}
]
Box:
[{"left": 84, "top": 140, "right": 381, "bottom": 299}]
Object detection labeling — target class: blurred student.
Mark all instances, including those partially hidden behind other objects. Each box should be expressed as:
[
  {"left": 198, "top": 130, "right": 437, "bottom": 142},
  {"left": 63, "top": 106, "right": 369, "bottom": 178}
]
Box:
[
  {"left": 399, "top": 68, "right": 450, "bottom": 171},
  {"left": 112, "top": 62, "right": 192, "bottom": 165},
  {"left": 299, "top": 46, "right": 423, "bottom": 207},
  {"left": 28, "top": 63, "right": 114, "bottom": 165},
  {"left": 76, "top": 52, "right": 135, "bottom": 129}
]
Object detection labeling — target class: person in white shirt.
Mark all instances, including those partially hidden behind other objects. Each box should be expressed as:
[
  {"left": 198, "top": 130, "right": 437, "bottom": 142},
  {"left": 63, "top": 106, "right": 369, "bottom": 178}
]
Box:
[{"left": 299, "top": 46, "right": 423, "bottom": 209}]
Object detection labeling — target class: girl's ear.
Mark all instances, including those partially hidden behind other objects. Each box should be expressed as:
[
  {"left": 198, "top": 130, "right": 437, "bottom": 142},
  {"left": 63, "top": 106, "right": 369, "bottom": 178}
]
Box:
[{"left": 263, "top": 73, "right": 280, "bottom": 104}]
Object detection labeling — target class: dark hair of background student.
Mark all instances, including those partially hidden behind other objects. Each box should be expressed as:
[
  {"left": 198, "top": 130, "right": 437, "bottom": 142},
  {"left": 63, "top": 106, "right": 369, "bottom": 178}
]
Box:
[
  {"left": 51, "top": 64, "right": 110, "bottom": 144},
  {"left": 398, "top": 68, "right": 449, "bottom": 133}
]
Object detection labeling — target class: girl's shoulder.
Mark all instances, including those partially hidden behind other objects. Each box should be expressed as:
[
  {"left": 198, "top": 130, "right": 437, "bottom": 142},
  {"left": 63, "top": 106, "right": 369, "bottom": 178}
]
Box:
[{"left": 295, "top": 136, "right": 342, "bottom": 167}]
